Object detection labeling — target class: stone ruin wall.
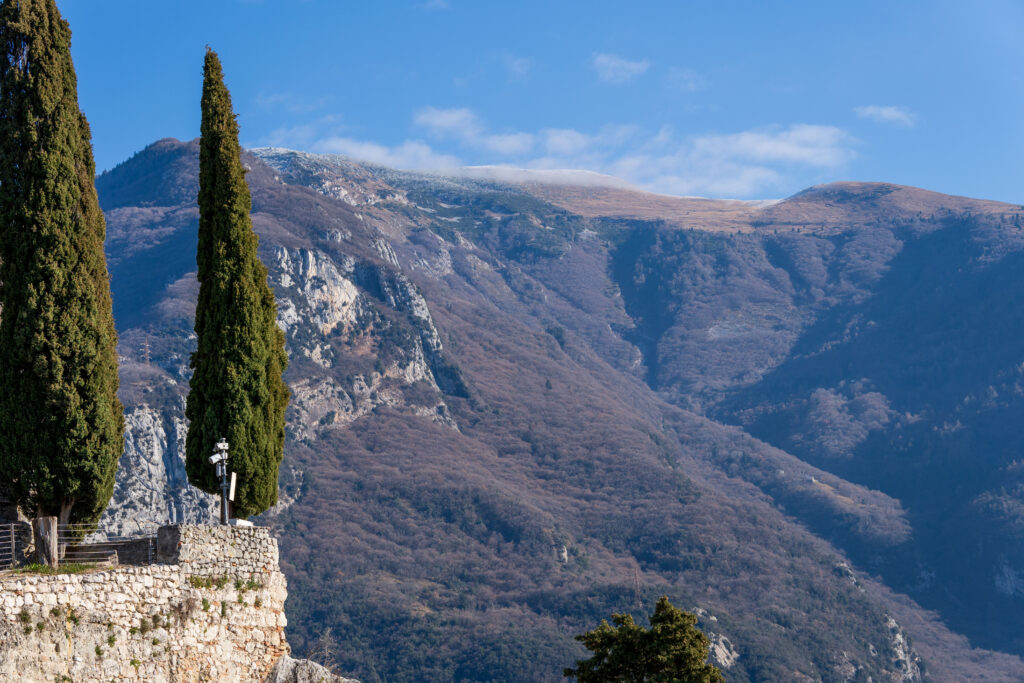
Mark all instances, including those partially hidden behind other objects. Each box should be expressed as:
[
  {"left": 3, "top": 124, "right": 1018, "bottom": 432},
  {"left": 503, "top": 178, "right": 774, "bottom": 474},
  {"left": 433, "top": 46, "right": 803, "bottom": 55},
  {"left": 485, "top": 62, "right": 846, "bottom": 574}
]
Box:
[{"left": 0, "top": 525, "right": 291, "bottom": 682}]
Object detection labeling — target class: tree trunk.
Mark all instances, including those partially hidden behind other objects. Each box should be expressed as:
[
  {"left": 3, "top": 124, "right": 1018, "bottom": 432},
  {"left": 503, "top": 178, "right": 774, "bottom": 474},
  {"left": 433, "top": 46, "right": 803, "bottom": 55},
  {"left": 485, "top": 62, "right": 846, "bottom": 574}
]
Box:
[
  {"left": 33, "top": 516, "right": 57, "bottom": 568},
  {"left": 57, "top": 500, "right": 73, "bottom": 527}
]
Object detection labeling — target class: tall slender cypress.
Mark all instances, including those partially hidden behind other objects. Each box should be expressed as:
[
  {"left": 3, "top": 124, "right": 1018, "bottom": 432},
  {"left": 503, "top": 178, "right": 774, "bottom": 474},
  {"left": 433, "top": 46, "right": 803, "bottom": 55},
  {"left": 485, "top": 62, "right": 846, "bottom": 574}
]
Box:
[
  {"left": 0, "top": 0, "right": 124, "bottom": 525},
  {"left": 185, "top": 48, "right": 289, "bottom": 518}
]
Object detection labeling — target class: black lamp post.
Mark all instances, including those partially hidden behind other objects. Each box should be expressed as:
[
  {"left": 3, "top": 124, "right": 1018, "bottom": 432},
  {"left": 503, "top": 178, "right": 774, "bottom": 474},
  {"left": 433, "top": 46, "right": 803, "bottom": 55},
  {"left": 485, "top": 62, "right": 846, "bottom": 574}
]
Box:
[{"left": 210, "top": 438, "right": 230, "bottom": 525}]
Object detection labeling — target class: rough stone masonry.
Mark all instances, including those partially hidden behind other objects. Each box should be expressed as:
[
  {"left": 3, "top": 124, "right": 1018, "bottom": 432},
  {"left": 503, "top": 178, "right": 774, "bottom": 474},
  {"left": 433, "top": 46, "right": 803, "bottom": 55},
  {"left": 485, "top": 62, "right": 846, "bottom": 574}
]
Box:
[{"left": 0, "top": 524, "right": 352, "bottom": 682}]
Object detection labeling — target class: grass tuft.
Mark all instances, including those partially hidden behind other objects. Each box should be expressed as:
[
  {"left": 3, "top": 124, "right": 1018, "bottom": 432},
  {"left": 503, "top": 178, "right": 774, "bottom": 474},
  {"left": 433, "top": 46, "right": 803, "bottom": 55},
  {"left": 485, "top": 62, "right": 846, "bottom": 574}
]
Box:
[{"left": 13, "top": 562, "right": 95, "bottom": 575}]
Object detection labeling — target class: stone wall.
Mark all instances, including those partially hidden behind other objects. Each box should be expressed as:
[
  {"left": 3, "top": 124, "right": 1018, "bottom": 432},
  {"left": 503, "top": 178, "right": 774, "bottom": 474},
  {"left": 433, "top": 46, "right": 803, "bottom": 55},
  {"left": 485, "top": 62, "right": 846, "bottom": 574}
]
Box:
[
  {"left": 0, "top": 525, "right": 292, "bottom": 682},
  {"left": 158, "top": 524, "right": 280, "bottom": 575}
]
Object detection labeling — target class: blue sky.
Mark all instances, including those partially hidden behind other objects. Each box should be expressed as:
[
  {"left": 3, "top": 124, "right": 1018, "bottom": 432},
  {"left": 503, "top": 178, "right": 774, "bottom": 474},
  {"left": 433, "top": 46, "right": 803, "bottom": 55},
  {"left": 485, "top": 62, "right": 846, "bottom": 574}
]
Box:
[{"left": 62, "top": 0, "right": 1023, "bottom": 202}]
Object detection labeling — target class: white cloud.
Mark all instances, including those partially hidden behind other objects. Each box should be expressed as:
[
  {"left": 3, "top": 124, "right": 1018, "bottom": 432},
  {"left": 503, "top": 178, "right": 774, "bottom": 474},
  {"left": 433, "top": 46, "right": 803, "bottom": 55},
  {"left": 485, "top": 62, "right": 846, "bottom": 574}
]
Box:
[
  {"left": 414, "top": 106, "right": 483, "bottom": 139},
  {"left": 473, "top": 122, "right": 853, "bottom": 196},
  {"left": 459, "top": 166, "right": 635, "bottom": 188},
  {"left": 593, "top": 124, "right": 642, "bottom": 148},
  {"left": 629, "top": 125, "right": 855, "bottom": 196},
  {"left": 480, "top": 132, "right": 535, "bottom": 156},
  {"left": 260, "top": 104, "right": 856, "bottom": 198},
  {"left": 312, "top": 137, "right": 462, "bottom": 170},
  {"left": 415, "top": 106, "right": 536, "bottom": 155},
  {"left": 855, "top": 105, "right": 916, "bottom": 127},
  {"left": 692, "top": 125, "right": 856, "bottom": 167},
  {"left": 643, "top": 164, "right": 783, "bottom": 198},
  {"left": 503, "top": 54, "right": 533, "bottom": 81},
  {"left": 592, "top": 53, "right": 650, "bottom": 84},
  {"left": 665, "top": 67, "right": 705, "bottom": 93},
  {"left": 542, "top": 128, "right": 592, "bottom": 155},
  {"left": 255, "top": 111, "right": 461, "bottom": 170},
  {"left": 260, "top": 115, "right": 345, "bottom": 149},
  {"left": 532, "top": 123, "right": 854, "bottom": 197}
]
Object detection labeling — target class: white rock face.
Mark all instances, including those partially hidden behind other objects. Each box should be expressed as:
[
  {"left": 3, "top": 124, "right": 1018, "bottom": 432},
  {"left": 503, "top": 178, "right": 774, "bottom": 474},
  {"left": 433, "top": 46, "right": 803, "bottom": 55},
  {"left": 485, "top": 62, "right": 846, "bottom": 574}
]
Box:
[
  {"left": 101, "top": 405, "right": 218, "bottom": 536},
  {"left": 277, "top": 298, "right": 301, "bottom": 334},
  {"left": 707, "top": 632, "right": 739, "bottom": 669},
  {"left": 374, "top": 271, "right": 448, "bottom": 363},
  {"left": 265, "top": 655, "right": 360, "bottom": 683},
  {"left": 274, "top": 247, "right": 361, "bottom": 337},
  {"left": 411, "top": 244, "right": 454, "bottom": 278},
  {"left": 289, "top": 378, "right": 359, "bottom": 440},
  {"left": 373, "top": 238, "right": 400, "bottom": 266},
  {"left": 884, "top": 615, "right": 923, "bottom": 681},
  {"left": 102, "top": 202, "right": 458, "bottom": 536}
]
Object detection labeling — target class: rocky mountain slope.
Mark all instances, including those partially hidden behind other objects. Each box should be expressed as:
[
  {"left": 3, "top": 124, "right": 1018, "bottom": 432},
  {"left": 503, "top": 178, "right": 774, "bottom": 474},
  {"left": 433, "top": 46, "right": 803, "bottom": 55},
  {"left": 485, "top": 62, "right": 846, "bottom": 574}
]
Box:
[{"left": 94, "top": 139, "right": 1024, "bottom": 681}]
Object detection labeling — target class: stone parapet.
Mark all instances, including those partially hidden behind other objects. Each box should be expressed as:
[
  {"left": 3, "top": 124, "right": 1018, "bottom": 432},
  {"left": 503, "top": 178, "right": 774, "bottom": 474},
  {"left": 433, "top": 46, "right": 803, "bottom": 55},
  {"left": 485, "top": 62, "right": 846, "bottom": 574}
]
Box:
[
  {"left": 158, "top": 524, "right": 280, "bottom": 576},
  {"left": 0, "top": 524, "right": 293, "bottom": 682}
]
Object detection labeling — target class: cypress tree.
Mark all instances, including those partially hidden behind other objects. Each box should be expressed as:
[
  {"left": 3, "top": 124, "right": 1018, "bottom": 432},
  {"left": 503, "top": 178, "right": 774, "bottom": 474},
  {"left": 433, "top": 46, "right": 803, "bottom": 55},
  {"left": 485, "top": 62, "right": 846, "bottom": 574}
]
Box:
[
  {"left": 185, "top": 48, "right": 289, "bottom": 518},
  {"left": 0, "top": 0, "right": 124, "bottom": 525}
]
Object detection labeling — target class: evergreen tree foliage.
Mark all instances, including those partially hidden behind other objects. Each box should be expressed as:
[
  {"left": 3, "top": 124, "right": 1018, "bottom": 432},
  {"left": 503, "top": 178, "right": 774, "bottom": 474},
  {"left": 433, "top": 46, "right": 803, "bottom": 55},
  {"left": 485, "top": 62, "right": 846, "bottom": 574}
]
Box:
[
  {"left": 185, "top": 48, "right": 289, "bottom": 518},
  {"left": 564, "top": 597, "right": 724, "bottom": 683},
  {"left": 0, "top": 0, "right": 124, "bottom": 525}
]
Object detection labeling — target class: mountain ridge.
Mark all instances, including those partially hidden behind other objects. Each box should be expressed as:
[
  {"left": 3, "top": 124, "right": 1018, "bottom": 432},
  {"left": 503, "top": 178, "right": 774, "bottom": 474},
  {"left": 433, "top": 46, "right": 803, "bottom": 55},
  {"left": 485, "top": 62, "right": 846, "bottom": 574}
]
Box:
[{"left": 94, "top": 138, "right": 1024, "bottom": 681}]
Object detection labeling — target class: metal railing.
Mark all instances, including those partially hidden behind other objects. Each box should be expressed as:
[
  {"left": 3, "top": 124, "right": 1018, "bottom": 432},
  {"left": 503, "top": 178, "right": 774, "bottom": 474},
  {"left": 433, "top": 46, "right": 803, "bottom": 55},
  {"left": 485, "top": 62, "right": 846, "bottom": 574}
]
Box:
[
  {"left": 0, "top": 522, "right": 31, "bottom": 570},
  {"left": 56, "top": 522, "right": 159, "bottom": 568},
  {"left": 0, "top": 520, "right": 160, "bottom": 571}
]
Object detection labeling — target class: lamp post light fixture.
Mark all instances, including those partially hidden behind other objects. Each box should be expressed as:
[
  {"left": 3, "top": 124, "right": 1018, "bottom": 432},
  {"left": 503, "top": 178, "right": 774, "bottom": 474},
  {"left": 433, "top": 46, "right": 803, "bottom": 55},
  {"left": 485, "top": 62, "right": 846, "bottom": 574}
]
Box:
[{"left": 209, "top": 437, "right": 230, "bottom": 525}]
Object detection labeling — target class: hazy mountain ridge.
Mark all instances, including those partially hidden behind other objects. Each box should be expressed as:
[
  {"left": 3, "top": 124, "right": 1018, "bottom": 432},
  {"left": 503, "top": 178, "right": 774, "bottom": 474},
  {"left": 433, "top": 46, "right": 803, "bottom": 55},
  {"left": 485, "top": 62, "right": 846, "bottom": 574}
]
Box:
[{"left": 96, "top": 140, "right": 1024, "bottom": 681}]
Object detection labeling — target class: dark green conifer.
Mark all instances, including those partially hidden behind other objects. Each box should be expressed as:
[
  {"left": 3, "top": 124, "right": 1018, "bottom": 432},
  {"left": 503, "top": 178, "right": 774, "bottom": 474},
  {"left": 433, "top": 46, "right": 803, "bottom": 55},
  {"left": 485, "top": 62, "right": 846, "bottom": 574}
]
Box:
[
  {"left": 565, "top": 597, "right": 723, "bottom": 682},
  {"left": 185, "top": 48, "right": 289, "bottom": 518},
  {"left": 0, "top": 0, "right": 124, "bottom": 524}
]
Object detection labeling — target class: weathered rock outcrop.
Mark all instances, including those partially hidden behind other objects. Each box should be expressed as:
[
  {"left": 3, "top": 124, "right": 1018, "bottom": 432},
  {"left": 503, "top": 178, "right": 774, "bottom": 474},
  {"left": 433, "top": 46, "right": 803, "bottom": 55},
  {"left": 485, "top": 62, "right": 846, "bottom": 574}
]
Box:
[
  {"left": 102, "top": 405, "right": 218, "bottom": 536},
  {"left": 266, "top": 655, "right": 359, "bottom": 683}
]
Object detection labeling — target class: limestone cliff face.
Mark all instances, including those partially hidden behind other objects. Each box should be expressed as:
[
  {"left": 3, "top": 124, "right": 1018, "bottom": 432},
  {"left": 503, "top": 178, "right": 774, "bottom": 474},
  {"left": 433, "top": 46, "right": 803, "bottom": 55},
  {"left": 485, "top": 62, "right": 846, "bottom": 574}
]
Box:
[
  {"left": 273, "top": 247, "right": 362, "bottom": 357},
  {"left": 267, "top": 655, "right": 359, "bottom": 683},
  {"left": 0, "top": 525, "right": 357, "bottom": 683},
  {"left": 271, "top": 244, "right": 459, "bottom": 441},
  {"left": 883, "top": 616, "right": 924, "bottom": 682},
  {"left": 99, "top": 147, "right": 464, "bottom": 533},
  {"left": 102, "top": 404, "right": 218, "bottom": 536}
]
